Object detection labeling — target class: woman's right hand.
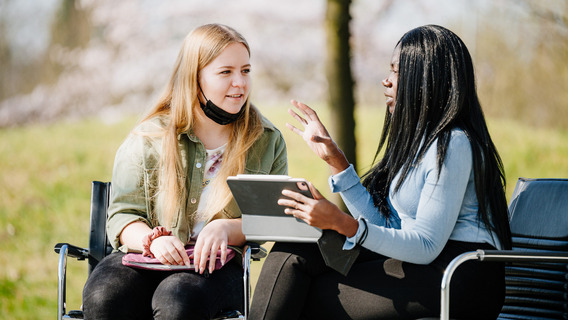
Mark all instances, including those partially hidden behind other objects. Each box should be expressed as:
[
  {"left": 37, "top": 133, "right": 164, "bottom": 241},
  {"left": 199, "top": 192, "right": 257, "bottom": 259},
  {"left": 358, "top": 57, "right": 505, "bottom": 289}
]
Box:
[
  {"left": 278, "top": 181, "right": 359, "bottom": 237},
  {"left": 150, "top": 235, "right": 191, "bottom": 267},
  {"left": 287, "top": 100, "right": 349, "bottom": 174}
]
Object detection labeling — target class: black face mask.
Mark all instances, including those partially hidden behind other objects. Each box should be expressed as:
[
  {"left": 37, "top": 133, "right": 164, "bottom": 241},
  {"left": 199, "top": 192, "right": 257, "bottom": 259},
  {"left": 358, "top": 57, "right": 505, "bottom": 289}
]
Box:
[{"left": 198, "top": 84, "right": 246, "bottom": 125}]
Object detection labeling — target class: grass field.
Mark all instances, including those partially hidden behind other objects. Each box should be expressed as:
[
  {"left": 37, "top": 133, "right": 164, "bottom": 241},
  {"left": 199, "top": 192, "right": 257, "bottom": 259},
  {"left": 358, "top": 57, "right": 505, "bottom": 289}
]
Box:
[{"left": 1, "top": 103, "right": 567, "bottom": 319}]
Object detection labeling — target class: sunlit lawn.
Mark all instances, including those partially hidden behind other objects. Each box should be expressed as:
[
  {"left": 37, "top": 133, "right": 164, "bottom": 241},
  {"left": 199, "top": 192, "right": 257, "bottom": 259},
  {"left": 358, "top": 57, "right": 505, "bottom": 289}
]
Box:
[{"left": 0, "top": 103, "right": 567, "bottom": 319}]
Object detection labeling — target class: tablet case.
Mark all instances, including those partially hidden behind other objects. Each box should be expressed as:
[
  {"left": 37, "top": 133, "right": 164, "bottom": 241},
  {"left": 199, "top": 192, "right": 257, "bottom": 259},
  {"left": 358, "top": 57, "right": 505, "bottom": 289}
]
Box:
[
  {"left": 122, "top": 246, "right": 235, "bottom": 271},
  {"left": 228, "top": 175, "right": 358, "bottom": 276}
]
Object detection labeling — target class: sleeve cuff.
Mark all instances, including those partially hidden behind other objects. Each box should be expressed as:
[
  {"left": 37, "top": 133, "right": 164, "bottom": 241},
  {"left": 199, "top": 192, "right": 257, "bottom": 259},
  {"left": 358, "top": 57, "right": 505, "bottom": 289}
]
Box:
[
  {"left": 343, "top": 218, "right": 367, "bottom": 250},
  {"left": 328, "top": 164, "right": 360, "bottom": 193}
]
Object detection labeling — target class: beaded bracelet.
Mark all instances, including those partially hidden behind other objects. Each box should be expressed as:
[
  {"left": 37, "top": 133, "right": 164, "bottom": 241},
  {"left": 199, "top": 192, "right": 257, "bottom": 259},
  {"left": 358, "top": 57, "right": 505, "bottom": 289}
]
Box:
[
  {"left": 357, "top": 218, "right": 369, "bottom": 246},
  {"left": 142, "top": 226, "right": 172, "bottom": 258}
]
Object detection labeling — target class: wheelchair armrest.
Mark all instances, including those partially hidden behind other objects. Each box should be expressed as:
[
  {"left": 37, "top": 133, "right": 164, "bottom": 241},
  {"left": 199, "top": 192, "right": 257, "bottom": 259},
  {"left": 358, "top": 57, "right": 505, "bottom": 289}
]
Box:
[
  {"left": 246, "top": 242, "right": 268, "bottom": 261},
  {"left": 54, "top": 242, "right": 89, "bottom": 261},
  {"left": 477, "top": 249, "right": 568, "bottom": 263}
]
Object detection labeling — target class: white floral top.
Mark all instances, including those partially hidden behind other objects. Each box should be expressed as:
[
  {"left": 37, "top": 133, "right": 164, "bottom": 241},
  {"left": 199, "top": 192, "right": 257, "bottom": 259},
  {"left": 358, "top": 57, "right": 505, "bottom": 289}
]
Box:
[{"left": 191, "top": 144, "right": 227, "bottom": 238}]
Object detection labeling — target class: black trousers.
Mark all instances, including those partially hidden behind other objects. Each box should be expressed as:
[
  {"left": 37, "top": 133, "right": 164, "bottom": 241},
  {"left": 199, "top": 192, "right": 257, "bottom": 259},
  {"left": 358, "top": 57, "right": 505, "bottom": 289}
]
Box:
[
  {"left": 249, "top": 241, "right": 504, "bottom": 320},
  {"left": 82, "top": 252, "right": 243, "bottom": 320}
]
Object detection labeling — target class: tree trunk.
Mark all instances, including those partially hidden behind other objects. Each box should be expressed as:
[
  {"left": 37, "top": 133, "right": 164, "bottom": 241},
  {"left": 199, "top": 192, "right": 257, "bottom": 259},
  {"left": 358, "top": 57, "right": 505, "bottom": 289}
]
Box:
[{"left": 325, "top": 0, "right": 357, "bottom": 171}]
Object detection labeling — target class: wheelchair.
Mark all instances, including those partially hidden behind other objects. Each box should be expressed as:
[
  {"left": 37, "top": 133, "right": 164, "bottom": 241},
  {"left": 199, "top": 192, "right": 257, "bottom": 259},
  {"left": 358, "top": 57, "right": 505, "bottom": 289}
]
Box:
[{"left": 54, "top": 181, "right": 266, "bottom": 320}]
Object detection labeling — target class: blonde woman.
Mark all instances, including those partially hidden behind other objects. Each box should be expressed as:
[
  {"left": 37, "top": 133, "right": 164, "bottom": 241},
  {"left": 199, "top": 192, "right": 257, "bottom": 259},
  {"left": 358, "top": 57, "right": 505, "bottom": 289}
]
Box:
[{"left": 82, "top": 24, "right": 287, "bottom": 320}]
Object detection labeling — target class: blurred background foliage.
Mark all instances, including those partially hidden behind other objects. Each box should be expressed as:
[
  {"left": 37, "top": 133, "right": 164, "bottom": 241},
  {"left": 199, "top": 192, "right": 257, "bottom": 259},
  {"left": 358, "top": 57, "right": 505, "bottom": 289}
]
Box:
[
  {"left": 0, "top": 0, "right": 566, "bottom": 128},
  {"left": 0, "top": 0, "right": 567, "bottom": 318}
]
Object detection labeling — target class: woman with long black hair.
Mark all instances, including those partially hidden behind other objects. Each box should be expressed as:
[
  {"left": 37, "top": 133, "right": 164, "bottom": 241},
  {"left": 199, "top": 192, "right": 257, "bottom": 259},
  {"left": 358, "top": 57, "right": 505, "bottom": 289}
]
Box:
[{"left": 249, "top": 25, "right": 511, "bottom": 319}]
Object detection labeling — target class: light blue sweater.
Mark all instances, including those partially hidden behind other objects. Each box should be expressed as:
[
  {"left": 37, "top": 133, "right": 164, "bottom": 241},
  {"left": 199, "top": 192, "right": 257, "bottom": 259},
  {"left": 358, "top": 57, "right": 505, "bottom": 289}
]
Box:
[{"left": 331, "top": 129, "right": 500, "bottom": 265}]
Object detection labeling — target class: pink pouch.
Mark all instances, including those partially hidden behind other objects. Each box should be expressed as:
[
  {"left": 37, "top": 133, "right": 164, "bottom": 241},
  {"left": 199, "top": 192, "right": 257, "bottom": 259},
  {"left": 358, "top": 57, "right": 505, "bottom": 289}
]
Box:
[{"left": 122, "top": 246, "right": 235, "bottom": 271}]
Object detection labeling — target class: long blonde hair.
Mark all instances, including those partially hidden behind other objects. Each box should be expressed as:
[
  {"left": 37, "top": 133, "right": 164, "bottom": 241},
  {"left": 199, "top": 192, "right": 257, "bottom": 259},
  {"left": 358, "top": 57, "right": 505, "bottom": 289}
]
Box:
[{"left": 140, "top": 24, "right": 263, "bottom": 227}]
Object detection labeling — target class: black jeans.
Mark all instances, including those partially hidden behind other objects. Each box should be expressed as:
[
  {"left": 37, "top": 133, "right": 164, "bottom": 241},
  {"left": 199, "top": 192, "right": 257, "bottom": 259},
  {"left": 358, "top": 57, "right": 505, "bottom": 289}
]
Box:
[
  {"left": 82, "top": 252, "right": 243, "bottom": 320},
  {"left": 249, "top": 241, "right": 504, "bottom": 320}
]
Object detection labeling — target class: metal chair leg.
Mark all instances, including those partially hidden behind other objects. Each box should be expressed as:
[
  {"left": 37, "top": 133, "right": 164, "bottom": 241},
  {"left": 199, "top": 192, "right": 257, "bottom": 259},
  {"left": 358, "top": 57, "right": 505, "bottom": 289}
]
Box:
[
  {"left": 439, "top": 251, "right": 479, "bottom": 320},
  {"left": 243, "top": 245, "right": 252, "bottom": 319},
  {"left": 57, "top": 244, "right": 69, "bottom": 320}
]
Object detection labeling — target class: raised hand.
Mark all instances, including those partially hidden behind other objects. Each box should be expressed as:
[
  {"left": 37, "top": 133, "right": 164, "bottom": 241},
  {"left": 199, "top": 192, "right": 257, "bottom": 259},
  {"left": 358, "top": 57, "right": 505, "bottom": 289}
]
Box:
[{"left": 286, "top": 100, "right": 349, "bottom": 174}]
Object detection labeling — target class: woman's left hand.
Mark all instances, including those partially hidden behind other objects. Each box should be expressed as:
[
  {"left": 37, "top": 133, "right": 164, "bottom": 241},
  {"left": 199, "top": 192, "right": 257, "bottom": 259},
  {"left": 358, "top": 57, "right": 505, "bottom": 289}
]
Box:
[
  {"left": 278, "top": 182, "right": 358, "bottom": 236},
  {"left": 193, "top": 219, "right": 243, "bottom": 274}
]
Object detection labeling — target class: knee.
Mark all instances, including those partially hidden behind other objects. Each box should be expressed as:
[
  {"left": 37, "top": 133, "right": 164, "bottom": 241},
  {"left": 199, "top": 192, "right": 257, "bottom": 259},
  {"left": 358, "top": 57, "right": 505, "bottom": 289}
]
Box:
[
  {"left": 82, "top": 255, "right": 152, "bottom": 319},
  {"left": 152, "top": 269, "right": 243, "bottom": 320},
  {"left": 152, "top": 280, "right": 210, "bottom": 320},
  {"left": 268, "top": 242, "right": 326, "bottom": 275},
  {"left": 82, "top": 284, "right": 121, "bottom": 318}
]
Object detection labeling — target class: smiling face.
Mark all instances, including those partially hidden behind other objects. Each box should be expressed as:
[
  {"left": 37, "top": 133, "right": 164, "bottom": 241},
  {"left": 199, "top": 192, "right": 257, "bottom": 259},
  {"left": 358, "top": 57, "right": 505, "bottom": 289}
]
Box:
[
  {"left": 382, "top": 45, "right": 400, "bottom": 114},
  {"left": 198, "top": 42, "right": 251, "bottom": 114}
]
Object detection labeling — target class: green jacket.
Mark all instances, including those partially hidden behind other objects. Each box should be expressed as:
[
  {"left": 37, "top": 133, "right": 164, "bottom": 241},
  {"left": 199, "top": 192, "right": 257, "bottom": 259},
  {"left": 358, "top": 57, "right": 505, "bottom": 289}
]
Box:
[{"left": 107, "top": 115, "right": 288, "bottom": 252}]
